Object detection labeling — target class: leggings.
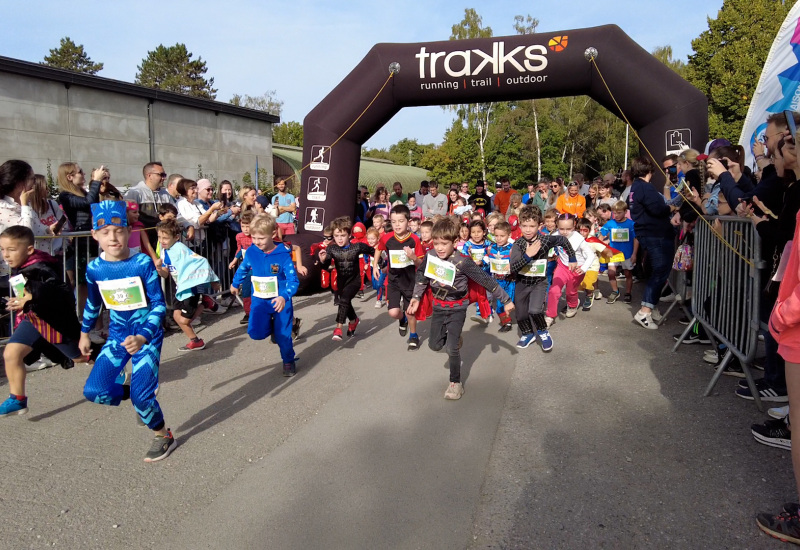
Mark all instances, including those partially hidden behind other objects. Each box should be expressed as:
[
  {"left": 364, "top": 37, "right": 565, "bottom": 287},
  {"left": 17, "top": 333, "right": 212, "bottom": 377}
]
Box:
[
  {"left": 83, "top": 334, "right": 164, "bottom": 431},
  {"left": 546, "top": 262, "right": 585, "bottom": 317},
  {"left": 514, "top": 279, "right": 548, "bottom": 335},
  {"left": 333, "top": 276, "right": 360, "bottom": 324},
  {"left": 429, "top": 307, "right": 467, "bottom": 383}
]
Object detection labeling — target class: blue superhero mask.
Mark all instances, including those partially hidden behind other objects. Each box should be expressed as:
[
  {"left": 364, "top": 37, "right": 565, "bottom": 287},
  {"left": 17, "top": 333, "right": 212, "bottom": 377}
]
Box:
[{"left": 91, "top": 201, "right": 129, "bottom": 230}]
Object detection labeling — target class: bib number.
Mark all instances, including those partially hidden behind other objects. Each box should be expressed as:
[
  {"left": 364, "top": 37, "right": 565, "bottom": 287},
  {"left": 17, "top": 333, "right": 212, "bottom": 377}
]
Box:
[
  {"left": 519, "top": 259, "right": 547, "bottom": 277},
  {"left": 252, "top": 276, "right": 278, "bottom": 299},
  {"left": 611, "top": 228, "right": 630, "bottom": 242},
  {"left": 489, "top": 258, "right": 510, "bottom": 275},
  {"left": 424, "top": 256, "right": 456, "bottom": 286},
  {"left": 389, "top": 250, "right": 413, "bottom": 269},
  {"left": 9, "top": 274, "right": 26, "bottom": 298},
  {"left": 96, "top": 277, "right": 148, "bottom": 311}
]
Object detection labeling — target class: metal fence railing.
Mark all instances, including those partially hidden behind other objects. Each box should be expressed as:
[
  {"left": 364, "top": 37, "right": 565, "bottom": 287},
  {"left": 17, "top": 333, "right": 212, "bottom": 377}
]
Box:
[{"left": 672, "top": 216, "right": 765, "bottom": 408}]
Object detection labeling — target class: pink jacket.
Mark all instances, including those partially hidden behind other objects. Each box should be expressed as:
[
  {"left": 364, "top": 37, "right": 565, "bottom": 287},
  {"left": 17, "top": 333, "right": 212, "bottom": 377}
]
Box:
[{"left": 770, "top": 210, "right": 800, "bottom": 345}]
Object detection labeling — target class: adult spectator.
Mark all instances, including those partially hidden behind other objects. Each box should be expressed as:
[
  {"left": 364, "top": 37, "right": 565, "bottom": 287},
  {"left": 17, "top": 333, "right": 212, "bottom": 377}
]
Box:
[
  {"left": 627, "top": 156, "right": 674, "bottom": 330},
  {"left": 218, "top": 180, "right": 241, "bottom": 229},
  {"left": 521, "top": 182, "right": 536, "bottom": 205},
  {"left": 355, "top": 186, "right": 370, "bottom": 225},
  {"left": 57, "top": 162, "right": 103, "bottom": 233},
  {"left": 556, "top": 182, "right": 587, "bottom": 216},
  {"left": 239, "top": 185, "right": 258, "bottom": 215},
  {"left": 469, "top": 181, "right": 491, "bottom": 215},
  {"left": 493, "top": 178, "right": 514, "bottom": 216},
  {"left": 177, "top": 178, "right": 220, "bottom": 248},
  {"left": 368, "top": 185, "right": 391, "bottom": 221},
  {"left": 97, "top": 168, "right": 122, "bottom": 202},
  {"left": 271, "top": 177, "right": 297, "bottom": 235},
  {"left": 30, "top": 174, "right": 67, "bottom": 259},
  {"left": 446, "top": 189, "right": 461, "bottom": 215},
  {"left": 603, "top": 173, "right": 620, "bottom": 198},
  {"left": 506, "top": 193, "right": 523, "bottom": 221},
  {"left": 124, "top": 162, "right": 170, "bottom": 229},
  {"left": 160, "top": 173, "right": 183, "bottom": 206},
  {"left": 597, "top": 181, "right": 617, "bottom": 207},
  {"left": 388, "top": 182, "right": 408, "bottom": 207},
  {"left": 530, "top": 181, "right": 549, "bottom": 212},
  {"left": 196, "top": 179, "right": 230, "bottom": 240},
  {"left": 0, "top": 160, "right": 37, "bottom": 280},
  {"left": 414, "top": 180, "right": 429, "bottom": 205},
  {"left": 706, "top": 144, "right": 755, "bottom": 211},
  {"left": 618, "top": 170, "right": 634, "bottom": 203},
  {"left": 575, "top": 173, "right": 588, "bottom": 196},
  {"left": 458, "top": 182, "right": 471, "bottom": 201},
  {"left": 422, "top": 181, "right": 448, "bottom": 218},
  {"left": 546, "top": 178, "right": 565, "bottom": 210}
]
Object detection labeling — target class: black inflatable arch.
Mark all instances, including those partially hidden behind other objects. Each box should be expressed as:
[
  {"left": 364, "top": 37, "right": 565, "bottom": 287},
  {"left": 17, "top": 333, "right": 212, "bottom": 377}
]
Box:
[{"left": 297, "top": 24, "right": 707, "bottom": 245}]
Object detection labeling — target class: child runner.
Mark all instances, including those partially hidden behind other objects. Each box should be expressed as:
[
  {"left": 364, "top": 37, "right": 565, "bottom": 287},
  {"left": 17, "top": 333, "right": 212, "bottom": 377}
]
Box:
[
  {"left": 231, "top": 214, "right": 299, "bottom": 376},
  {"left": 419, "top": 220, "right": 434, "bottom": 253},
  {"left": 409, "top": 217, "right": 421, "bottom": 237},
  {"left": 545, "top": 213, "right": 595, "bottom": 325},
  {"left": 462, "top": 220, "right": 491, "bottom": 324},
  {"left": 0, "top": 226, "right": 90, "bottom": 416},
  {"left": 79, "top": 201, "right": 175, "bottom": 462},
  {"left": 510, "top": 206, "right": 576, "bottom": 352},
  {"left": 600, "top": 201, "right": 638, "bottom": 304},
  {"left": 366, "top": 227, "right": 386, "bottom": 308},
  {"left": 372, "top": 214, "right": 387, "bottom": 237},
  {"left": 373, "top": 204, "right": 424, "bottom": 349},
  {"left": 229, "top": 210, "right": 255, "bottom": 324},
  {"left": 576, "top": 218, "right": 604, "bottom": 310},
  {"left": 154, "top": 219, "right": 221, "bottom": 351},
  {"left": 318, "top": 217, "right": 375, "bottom": 340},
  {"left": 456, "top": 222, "right": 469, "bottom": 249},
  {"left": 485, "top": 220, "right": 516, "bottom": 332},
  {"left": 407, "top": 217, "right": 514, "bottom": 400}
]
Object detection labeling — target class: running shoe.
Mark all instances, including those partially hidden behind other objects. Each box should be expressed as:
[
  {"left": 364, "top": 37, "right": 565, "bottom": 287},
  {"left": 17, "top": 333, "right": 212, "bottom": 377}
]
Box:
[
  {"left": 407, "top": 335, "right": 420, "bottom": 350},
  {"left": 634, "top": 311, "right": 658, "bottom": 330},
  {"left": 399, "top": 318, "right": 408, "bottom": 337},
  {"left": 332, "top": 328, "right": 343, "bottom": 341},
  {"left": 606, "top": 291, "right": 620, "bottom": 304},
  {"left": 143, "top": 429, "right": 177, "bottom": 463},
  {"left": 471, "top": 315, "right": 489, "bottom": 324},
  {"left": 26, "top": 356, "right": 56, "bottom": 372},
  {"left": 240, "top": 314, "right": 249, "bottom": 325},
  {"left": 735, "top": 379, "right": 788, "bottom": 402},
  {"left": 565, "top": 307, "right": 578, "bottom": 318},
  {"left": 292, "top": 318, "right": 303, "bottom": 340},
  {"left": 444, "top": 382, "right": 464, "bottom": 400},
  {"left": 0, "top": 395, "right": 27, "bottom": 417},
  {"left": 582, "top": 296, "right": 593, "bottom": 311},
  {"left": 537, "top": 330, "right": 554, "bottom": 352},
  {"left": 757, "top": 509, "right": 800, "bottom": 545},
  {"left": 545, "top": 316, "right": 555, "bottom": 328},
  {"left": 347, "top": 317, "right": 360, "bottom": 337},
  {"left": 593, "top": 289, "right": 603, "bottom": 300},
  {"left": 673, "top": 332, "right": 711, "bottom": 345},
  {"left": 499, "top": 323, "right": 513, "bottom": 333},
  {"left": 516, "top": 333, "right": 535, "bottom": 349},
  {"left": 751, "top": 418, "right": 791, "bottom": 450},
  {"left": 769, "top": 405, "right": 790, "bottom": 420},
  {"left": 623, "top": 293, "right": 632, "bottom": 304},
  {"left": 283, "top": 362, "right": 297, "bottom": 377},
  {"left": 179, "top": 338, "right": 205, "bottom": 352}
]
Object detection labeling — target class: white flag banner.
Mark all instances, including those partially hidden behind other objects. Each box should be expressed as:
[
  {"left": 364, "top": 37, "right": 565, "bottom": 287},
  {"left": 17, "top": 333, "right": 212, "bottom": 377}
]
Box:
[{"left": 740, "top": 1, "right": 800, "bottom": 168}]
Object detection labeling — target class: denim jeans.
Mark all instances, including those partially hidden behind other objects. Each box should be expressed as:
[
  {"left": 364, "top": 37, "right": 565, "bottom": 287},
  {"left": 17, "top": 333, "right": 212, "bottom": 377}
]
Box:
[{"left": 637, "top": 236, "right": 675, "bottom": 309}]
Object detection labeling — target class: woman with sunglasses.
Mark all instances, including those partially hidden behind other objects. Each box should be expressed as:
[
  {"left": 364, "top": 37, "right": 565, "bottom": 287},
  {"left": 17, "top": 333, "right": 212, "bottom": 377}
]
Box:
[{"left": 546, "top": 178, "right": 565, "bottom": 211}]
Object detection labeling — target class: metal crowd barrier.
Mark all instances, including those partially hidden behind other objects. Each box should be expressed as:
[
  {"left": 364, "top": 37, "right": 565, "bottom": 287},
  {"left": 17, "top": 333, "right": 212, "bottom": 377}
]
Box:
[
  {"left": 672, "top": 216, "right": 765, "bottom": 408},
  {"left": 0, "top": 226, "right": 234, "bottom": 343}
]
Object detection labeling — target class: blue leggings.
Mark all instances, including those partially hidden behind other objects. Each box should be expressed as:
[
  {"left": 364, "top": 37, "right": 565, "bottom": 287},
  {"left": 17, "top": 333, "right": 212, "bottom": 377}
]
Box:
[{"left": 83, "top": 335, "right": 165, "bottom": 431}]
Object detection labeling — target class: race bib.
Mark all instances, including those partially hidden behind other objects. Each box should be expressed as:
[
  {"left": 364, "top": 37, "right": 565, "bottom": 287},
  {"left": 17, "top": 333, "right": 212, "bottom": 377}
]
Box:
[
  {"left": 470, "top": 248, "right": 486, "bottom": 263},
  {"left": 424, "top": 255, "right": 456, "bottom": 286},
  {"left": 389, "top": 249, "right": 414, "bottom": 269},
  {"left": 96, "top": 277, "right": 148, "bottom": 311},
  {"left": 9, "top": 274, "right": 26, "bottom": 298},
  {"left": 519, "top": 259, "right": 547, "bottom": 277},
  {"left": 252, "top": 276, "right": 279, "bottom": 299},
  {"left": 489, "top": 258, "right": 510, "bottom": 275},
  {"left": 611, "top": 228, "right": 630, "bottom": 242}
]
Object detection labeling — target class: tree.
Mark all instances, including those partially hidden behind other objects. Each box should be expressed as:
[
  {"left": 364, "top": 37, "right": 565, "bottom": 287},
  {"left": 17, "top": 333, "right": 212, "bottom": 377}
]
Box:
[
  {"left": 651, "top": 45, "right": 687, "bottom": 77},
  {"left": 42, "top": 37, "right": 103, "bottom": 74},
  {"left": 135, "top": 44, "right": 217, "bottom": 99},
  {"left": 230, "top": 90, "right": 283, "bottom": 116},
  {"left": 273, "top": 121, "right": 304, "bottom": 147},
  {"left": 513, "top": 14, "right": 541, "bottom": 180},
  {"left": 687, "top": 0, "right": 791, "bottom": 141}
]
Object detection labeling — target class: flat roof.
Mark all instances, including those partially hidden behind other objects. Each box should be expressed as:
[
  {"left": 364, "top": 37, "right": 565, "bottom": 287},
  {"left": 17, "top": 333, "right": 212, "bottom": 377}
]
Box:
[{"left": 0, "top": 55, "right": 280, "bottom": 124}]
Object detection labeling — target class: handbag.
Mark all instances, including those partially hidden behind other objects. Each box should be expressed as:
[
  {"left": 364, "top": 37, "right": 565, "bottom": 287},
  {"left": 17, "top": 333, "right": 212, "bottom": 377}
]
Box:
[{"left": 673, "top": 243, "right": 693, "bottom": 271}]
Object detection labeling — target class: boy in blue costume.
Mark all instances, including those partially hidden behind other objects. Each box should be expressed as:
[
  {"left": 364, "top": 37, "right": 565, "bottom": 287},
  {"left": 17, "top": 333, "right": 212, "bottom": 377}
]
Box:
[
  {"left": 79, "top": 201, "right": 176, "bottom": 463},
  {"left": 485, "top": 220, "right": 516, "bottom": 332},
  {"left": 230, "top": 214, "right": 299, "bottom": 376}
]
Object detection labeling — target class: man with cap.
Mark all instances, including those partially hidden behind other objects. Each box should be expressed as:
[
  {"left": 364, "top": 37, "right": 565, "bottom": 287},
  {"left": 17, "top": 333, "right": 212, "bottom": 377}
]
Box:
[{"left": 79, "top": 200, "right": 176, "bottom": 463}]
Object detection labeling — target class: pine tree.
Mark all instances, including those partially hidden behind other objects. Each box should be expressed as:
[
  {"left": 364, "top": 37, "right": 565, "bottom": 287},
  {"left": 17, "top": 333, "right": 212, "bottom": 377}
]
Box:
[
  {"left": 42, "top": 37, "right": 103, "bottom": 74},
  {"left": 135, "top": 44, "right": 217, "bottom": 100}
]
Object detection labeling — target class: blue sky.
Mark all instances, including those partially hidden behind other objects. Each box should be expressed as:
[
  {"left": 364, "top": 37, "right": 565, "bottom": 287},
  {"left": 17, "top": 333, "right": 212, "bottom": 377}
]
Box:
[{"left": 5, "top": 0, "right": 720, "bottom": 148}]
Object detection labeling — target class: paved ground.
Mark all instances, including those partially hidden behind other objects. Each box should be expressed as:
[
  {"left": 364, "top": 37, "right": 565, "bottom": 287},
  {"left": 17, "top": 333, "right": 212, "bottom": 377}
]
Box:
[{"left": 0, "top": 282, "right": 793, "bottom": 549}]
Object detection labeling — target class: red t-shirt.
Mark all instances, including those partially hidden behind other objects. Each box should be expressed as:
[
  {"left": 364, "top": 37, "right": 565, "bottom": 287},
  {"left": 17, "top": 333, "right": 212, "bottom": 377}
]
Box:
[{"left": 377, "top": 231, "right": 424, "bottom": 289}]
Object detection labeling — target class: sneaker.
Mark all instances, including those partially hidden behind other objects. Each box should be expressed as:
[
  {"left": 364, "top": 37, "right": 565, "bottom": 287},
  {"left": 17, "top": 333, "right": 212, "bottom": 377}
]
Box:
[
  {"left": 634, "top": 311, "right": 658, "bottom": 330},
  {"left": 751, "top": 418, "right": 791, "bottom": 450},
  {"left": 678, "top": 315, "right": 691, "bottom": 325},
  {"left": 757, "top": 510, "right": 800, "bottom": 545},
  {"left": 347, "top": 317, "right": 360, "bottom": 337},
  {"left": 582, "top": 296, "right": 594, "bottom": 311},
  {"left": 769, "top": 405, "right": 791, "bottom": 420},
  {"left": 240, "top": 314, "right": 249, "bottom": 325},
  {"left": 606, "top": 291, "right": 620, "bottom": 304},
  {"left": 25, "top": 356, "right": 56, "bottom": 372},
  {"left": 673, "top": 332, "right": 712, "bottom": 345},
  {"left": 143, "top": 429, "right": 177, "bottom": 463},
  {"left": 374, "top": 300, "right": 383, "bottom": 309},
  {"left": 537, "top": 330, "right": 554, "bottom": 352},
  {"left": 516, "top": 333, "right": 535, "bottom": 349},
  {"left": 0, "top": 395, "right": 28, "bottom": 417},
  {"left": 471, "top": 315, "right": 489, "bottom": 324},
  {"left": 721, "top": 361, "right": 745, "bottom": 378},
  {"left": 593, "top": 289, "right": 603, "bottom": 300},
  {"left": 784, "top": 503, "right": 800, "bottom": 516},
  {"left": 498, "top": 323, "right": 513, "bottom": 333},
  {"left": 565, "top": 307, "right": 578, "bottom": 318},
  {"left": 357, "top": 290, "right": 364, "bottom": 299},
  {"left": 407, "top": 335, "right": 420, "bottom": 350},
  {"left": 208, "top": 303, "right": 228, "bottom": 315},
  {"left": 292, "top": 318, "right": 303, "bottom": 340},
  {"left": 660, "top": 293, "right": 678, "bottom": 303},
  {"left": 735, "top": 379, "right": 789, "bottom": 402},
  {"left": 399, "top": 318, "right": 408, "bottom": 336},
  {"left": 650, "top": 309, "right": 663, "bottom": 323},
  {"left": 444, "top": 382, "right": 464, "bottom": 400},
  {"left": 545, "top": 316, "right": 555, "bottom": 328},
  {"left": 623, "top": 293, "right": 632, "bottom": 304},
  {"left": 179, "top": 338, "right": 205, "bottom": 352},
  {"left": 332, "top": 328, "right": 343, "bottom": 341},
  {"left": 283, "top": 362, "right": 297, "bottom": 377}
]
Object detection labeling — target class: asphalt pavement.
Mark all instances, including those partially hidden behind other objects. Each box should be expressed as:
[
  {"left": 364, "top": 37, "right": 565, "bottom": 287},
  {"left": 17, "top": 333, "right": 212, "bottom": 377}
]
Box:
[{"left": 0, "top": 283, "right": 793, "bottom": 549}]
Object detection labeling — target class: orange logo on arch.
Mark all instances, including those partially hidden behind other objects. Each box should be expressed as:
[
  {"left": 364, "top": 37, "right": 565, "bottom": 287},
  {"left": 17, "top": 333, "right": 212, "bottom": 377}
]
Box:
[{"left": 548, "top": 35, "right": 568, "bottom": 52}]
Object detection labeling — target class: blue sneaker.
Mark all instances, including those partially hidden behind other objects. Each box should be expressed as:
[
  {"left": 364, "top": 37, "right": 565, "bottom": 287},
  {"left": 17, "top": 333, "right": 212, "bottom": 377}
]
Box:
[
  {"left": 516, "top": 333, "right": 535, "bottom": 349},
  {"left": 0, "top": 395, "right": 28, "bottom": 417},
  {"left": 537, "top": 330, "right": 554, "bottom": 352}
]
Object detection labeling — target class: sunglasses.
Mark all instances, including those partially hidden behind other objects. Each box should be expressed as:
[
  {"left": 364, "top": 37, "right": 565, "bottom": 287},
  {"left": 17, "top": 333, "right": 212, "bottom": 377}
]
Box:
[{"left": 150, "top": 172, "right": 168, "bottom": 178}]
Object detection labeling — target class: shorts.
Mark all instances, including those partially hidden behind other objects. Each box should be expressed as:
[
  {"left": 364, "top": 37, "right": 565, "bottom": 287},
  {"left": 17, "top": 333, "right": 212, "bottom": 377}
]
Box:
[
  {"left": 387, "top": 284, "right": 413, "bottom": 311},
  {"left": 278, "top": 222, "right": 295, "bottom": 236},
  {"left": 608, "top": 258, "right": 634, "bottom": 271},
  {"left": 176, "top": 294, "right": 201, "bottom": 319},
  {"left": 9, "top": 319, "right": 81, "bottom": 360}
]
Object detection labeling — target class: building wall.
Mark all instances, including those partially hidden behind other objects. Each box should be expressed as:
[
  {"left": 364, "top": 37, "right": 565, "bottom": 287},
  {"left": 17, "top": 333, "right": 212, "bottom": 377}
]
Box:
[{"left": 0, "top": 72, "right": 272, "bottom": 188}]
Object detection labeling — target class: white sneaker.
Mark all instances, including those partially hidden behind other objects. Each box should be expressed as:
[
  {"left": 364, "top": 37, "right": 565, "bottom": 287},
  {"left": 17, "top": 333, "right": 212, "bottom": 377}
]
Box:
[
  {"left": 545, "top": 316, "right": 555, "bottom": 328},
  {"left": 374, "top": 300, "right": 383, "bottom": 309},
  {"left": 768, "top": 405, "right": 790, "bottom": 420},
  {"left": 634, "top": 310, "right": 658, "bottom": 330},
  {"left": 25, "top": 357, "right": 56, "bottom": 372},
  {"left": 703, "top": 350, "right": 719, "bottom": 364},
  {"left": 650, "top": 309, "right": 663, "bottom": 323},
  {"left": 593, "top": 289, "right": 603, "bottom": 300},
  {"left": 660, "top": 293, "right": 678, "bottom": 303},
  {"left": 565, "top": 307, "right": 578, "bottom": 318}
]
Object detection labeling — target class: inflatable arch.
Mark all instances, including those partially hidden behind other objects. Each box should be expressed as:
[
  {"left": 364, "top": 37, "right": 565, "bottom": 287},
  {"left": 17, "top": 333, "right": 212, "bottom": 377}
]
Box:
[{"left": 294, "top": 23, "right": 707, "bottom": 247}]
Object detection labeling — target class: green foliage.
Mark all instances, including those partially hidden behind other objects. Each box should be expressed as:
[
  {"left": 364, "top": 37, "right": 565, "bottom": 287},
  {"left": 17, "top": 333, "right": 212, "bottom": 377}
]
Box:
[
  {"left": 363, "top": 138, "right": 434, "bottom": 167},
  {"left": 45, "top": 159, "right": 58, "bottom": 198},
  {"left": 42, "top": 37, "right": 103, "bottom": 74},
  {"left": 241, "top": 168, "right": 273, "bottom": 194},
  {"left": 273, "top": 121, "right": 304, "bottom": 146},
  {"left": 135, "top": 43, "right": 217, "bottom": 100},
  {"left": 196, "top": 164, "right": 216, "bottom": 185},
  {"left": 651, "top": 45, "right": 687, "bottom": 77},
  {"left": 230, "top": 91, "right": 283, "bottom": 116},
  {"left": 419, "top": 120, "right": 482, "bottom": 185},
  {"left": 687, "top": 0, "right": 791, "bottom": 141}
]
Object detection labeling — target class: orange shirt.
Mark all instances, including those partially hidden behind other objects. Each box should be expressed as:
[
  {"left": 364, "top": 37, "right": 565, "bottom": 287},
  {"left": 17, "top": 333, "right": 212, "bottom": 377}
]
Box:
[
  {"left": 556, "top": 193, "right": 586, "bottom": 217},
  {"left": 493, "top": 189, "right": 514, "bottom": 215}
]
